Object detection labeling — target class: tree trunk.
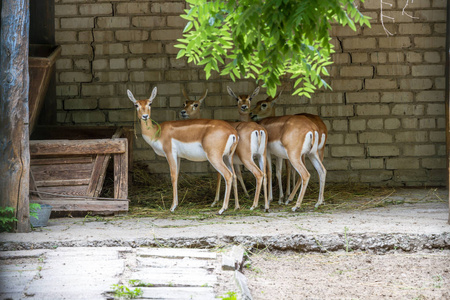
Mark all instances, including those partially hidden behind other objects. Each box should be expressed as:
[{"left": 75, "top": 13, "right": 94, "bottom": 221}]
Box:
[{"left": 0, "top": 0, "right": 30, "bottom": 232}]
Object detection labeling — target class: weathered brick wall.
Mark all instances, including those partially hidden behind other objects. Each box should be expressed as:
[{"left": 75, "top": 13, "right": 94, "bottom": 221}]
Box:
[{"left": 54, "top": 0, "right": 447, "bottom": 186}]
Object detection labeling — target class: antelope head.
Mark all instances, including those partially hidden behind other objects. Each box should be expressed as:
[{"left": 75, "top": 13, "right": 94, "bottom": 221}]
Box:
[
  {"left": 250, "top": 90, "right": 282, "bottom": 121},
  {"left": 127, "top": 87, "right": 158, "bottom": 121},
  {"left": 227, "top": 86, "right": 260, "bottom": 120},
  {"left": 179, "top": 88, "right": 208, "bottom": 120}
]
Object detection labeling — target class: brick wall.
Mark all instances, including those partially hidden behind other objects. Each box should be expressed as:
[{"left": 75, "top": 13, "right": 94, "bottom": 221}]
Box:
[{"left": 54, "top": 0, "right": 447, "bottom": 186}]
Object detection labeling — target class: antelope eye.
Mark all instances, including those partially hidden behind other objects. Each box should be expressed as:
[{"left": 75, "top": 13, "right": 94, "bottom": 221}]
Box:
[
  {"left": 194, "top": 104, "right": 198, "bottom": 108},
  {"left": 134, "top": 104, "right": 138, "bottom": 108},
  {"left": 261, "top": 103, "right": 267, "bottom": 108},
  {"left": 183, "top": 103, "right": 186, "bottom": 108}
]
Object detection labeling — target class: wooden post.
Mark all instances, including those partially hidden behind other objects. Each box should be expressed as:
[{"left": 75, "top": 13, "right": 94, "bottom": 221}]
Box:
[
  {"left": 0, "top": 0, "right": 31, "bottom": 232},
  {"left": 446, "top": 0, "right": 450, "bottom": 224}
]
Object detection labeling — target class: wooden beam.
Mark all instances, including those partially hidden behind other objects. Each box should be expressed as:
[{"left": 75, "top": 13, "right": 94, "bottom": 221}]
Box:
[
  {"left": 446, "top": 0, "right": 450, "bottom": 224},
  {"left": 30, "top": 138, "right": 127, "bottom": 156},
  {"left": 0, "top": 0, "right": 31, "bottom": 232}
]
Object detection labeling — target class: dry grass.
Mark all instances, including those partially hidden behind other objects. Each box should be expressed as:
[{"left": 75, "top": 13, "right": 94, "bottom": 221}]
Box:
[{"left": 101, "top": 164, "right": 444, "bottom": 219}]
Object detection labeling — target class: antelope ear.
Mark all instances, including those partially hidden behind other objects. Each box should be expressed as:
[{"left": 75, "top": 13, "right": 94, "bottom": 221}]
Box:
[
  {"left": 127, "top": 89, "right": 137, "bottom": 104},
  {"left": 198, "top": 89, "right": 208, "bottom": 104},
  {"left": 182, "top": 87, "right": 191, "bottom": 101},
  {"left": 249, "top": 86, "right": 260, "bottom": 100},
  {"left": 227, "top": 86, "right": 238, "bottom": 100},
  {"left": 149, "top": 87, "right": 158, "bottom": 104}
]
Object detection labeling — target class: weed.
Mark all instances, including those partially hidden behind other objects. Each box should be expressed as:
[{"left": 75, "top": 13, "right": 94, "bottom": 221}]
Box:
[
  {"left": 111, "top": 284, "right": 143, "bottom": 299},
  {"left": 0, "top": 206, "right": 17, "bottom": 232},
  {"left": 344, "top": 227, "right": 352, "bottom": 253},
  {"left": 29, "top": 203, "right": 41, "bottom": 220},
  {"left": 219, "top": 291, "right": 237, "bottom": 300},
  {"left": 432, "top": 275, "right": 443, "bottom": 288},
  {"left": 128, "top": 279, "right": 153, "bottom": 287}
]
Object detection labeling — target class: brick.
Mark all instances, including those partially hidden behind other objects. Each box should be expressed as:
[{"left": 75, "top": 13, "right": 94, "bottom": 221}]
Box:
[
  {"left": 129, "top": 42, "right": 163, "bottom": 54},
  {"left": 395, "top": 131, "right": 428, "bottom": 142},
  {"left": 356, "top": 104, "right": 390, "bottom": 116},
  {"left": 435, "top": 77, "right": 445, "bottom": 89},
  {"left": 132, "top": 16, "right": 166, "bottom": 28},
  {"left": 419, "top": 118, "right": 436, "bottom": 129},
  {"left": 350, "top": 158, "right": 384, "bottom": 169},
  {"left": 430, "top": 131, "right": 445, "bottom": 143},
  {"left": 394, "top": 170, "right": 427, "bottom": 183},
  {"left": 349, "top": 119, "right": 365, "bottom": 131},
  {"left": 351, "top": 53, "right": 368, "bottom": 63},
  {"left": 130, "top": 71, "right": 163, "bottom": 82},
  {"left": 344, "top": 133, "right": 357, "bottom": 145},
  {"left": 78, "top": 31, "right": 93, "bottom": 42},
  {"left": 367, "top": 119, "right": 383, "bottom": 130},
  {"left": 342, "top": 38, "right": 376, "bottom": 50},
  {"left": 60, "top": 72, "right": 92, "bottom": 83},
  {"left": 56, "top": 58, "right": 73, "bottom": 70},
  {"left": 94, "top": 72, "right": 128, "bottom": 82},
  {"left": 424, "top": 52, "right": 442, "bottom": 63},
  {"left": 55, "top": 5, "right": 77, "bottom": 16},
  {"left": 156, "top": 83, "right": 182, "bottom": 95},
  {"left": 321, "top": 105, "right": 354, "bottom": 117},
  {"left": 115, "top": 30, "right": 149, "bottom": 42},
  {"left": 324, "top": 159, "right": 349, "bottom": 171},
  {"left": 434, "top": 24, "right": 446, "bottom": 34},
  {"left": 74, "top": 59, "right": 90, "bottom": 70},
  {"left": 167, "top": 16, "right": 187, "bottom": 28},
  {"left": 79, "top": 4, "right": 112, "bottom": 15},
  {"left": 97, "top": 17, "right": 130, "bottom": 28},
  {"left": 332, "top": 120, "right": 348, "bottom": 131},
  {"left": 95, "top": 44, "right": 128, "bottom": 55},
  {"left": 379, "top": 37, "right": 411, "bottom": 49},
  {"left": 311, "top": 93, "right": 343, "bottom": 104},
  {"left": 363, "top": 24, "right": 397, "bottom": 36},
  {"left": 432, "top": 0, "right": 446, "bottom": 7},
  {"left": 411, "top": 65, "right": 445, "bottom": 77},
  {"left": 55, "top": 31, "right": 77, "bottom": 43},
  {"left": 330, "top": 79, "right": 362, "bottom": 91},
  {"left": 340, "top": 66, "right": 373, "bottom": 77},
  {"left": 99, "top": 98, "right": 134, "bottom": 109},
  {"left": 360, "top": 170, "right": 393, "bottom": 183},
  {"left": 327, "top": 134, "right": 344, "bottom": 145},
  {"left": 359, "top": 132, "right": 392, "bottom": 144},
  {"left": 170, "top": 57, "right": 186, "bottom": 68},
  {"left": 64, "top": 98, "right": 97, "bottom": 110},
  {"left": 363, "top": 0, "right": 388, "bottom": 9},
  {"left": 380, "top": 92, "right": 413, "bottom": 103},
  {"left": 93, "top": 59, "right": 108, "bottom": 70},
  {"left": 331, "top": 145, "right": 365, "bottom": 157},
  {"left": 151, "top": 29, "right": 183, "bottom": 41},
  {"left": 213, "top": 108, "right": 238, "bottom": 121},
  {"left": 384, "top": 118, "right": 401, "bottom": 130},
  {"left": 405, "top": 52, "right": 422, "bottom": 63},
  {"left": 417, "top": 10, "right": 446, "bottom": 22},
  {"left": 367, "top": 145, "right": 400, "bottom": 157},
  {"left": 108, "top": 110, "right": 135, "bottom": 122},
  {"left": 386, "top": 158, "right": 420, "bottom": 169},
  {"left": 93, "top": 31, "right": 115, "bottom": 42},
  {"left": 388, "top": 52, "right": 405, "bottom": 63},
  {"left": 398, "top": 23, "right": 432, "bottom": 35},
  {"left": 401, "top": 118, "right": 418, "bottom": 129},
  {"left": 128, "top": 58, "right": 144, "bottom": 69},
  {"left": 151, "top": 2, "right": 185, "bottom": 14},
  {"left": 371, "top": 52, "right": 387, "bottom": 63},
  {"left": 285, "top": 107, "right": 319, "bottom": 115},
  {"left": 148, "top": 109, "right": 176, "bottom": 123},
  {"left": 81, "top": 84, "right": 115, "bottom": 96},
  {"left": 116, "top": 3, "right": 150, "bottom": 15},
  {"left": 422, "top": 158, "right": 446, "bottom": 169},
  {"left": 56, "top": 85, "right": 78, "bottom": 96},
  {"left": 399, "top": 79, "right": 433, "bottom": 90},
  {"left": 165, "top": 70, "right": 198, "bottom": 81},
  {"left": 414, "top": 37, "right": 445, "bottom": 49},
  {"left": 391, "top": 104, "right": 424, "bottom": 116},
  {"left": 326, "top": 171, "right": 359, "bottom": 183},
  {"left": 403, "top": 145, "right": 435, "bottom": 156},
  {"left": 330, "top": 26, "right": 360, "bottom": 37},
  {"left": 377, "top": 65, "right": 410, "bottom": 76},
  {"left": 61, "top": 44, "right": 92, "bottom": 56},
  {"left": 365, "top": 79, "right": 397, "bottom": 90},
  {"left": 60, "top": 17, "right": 94, "bottom": 29},
  {"left": 110, "top": 58, "right": 126, "bottom": 69},
  {"left": 72, "top": 111, "right": 106, "bottom": 123},
  {"left": 427, "top": 103, "right": 445, "bottom": 115}
]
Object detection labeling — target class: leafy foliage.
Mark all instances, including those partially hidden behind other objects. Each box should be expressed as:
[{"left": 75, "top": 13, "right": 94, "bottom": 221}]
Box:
[
  {"left": 0, "top": 206, "right": 17, "bottom": 232},
  {"left": 111, "top": 283, "right": 143, "bottom": 299},
  {"left": 176, "top": 0, "right": 370, "bottom": 97},
  {"left": 29, "top": 203, "right": 41, "bottom": 220}
]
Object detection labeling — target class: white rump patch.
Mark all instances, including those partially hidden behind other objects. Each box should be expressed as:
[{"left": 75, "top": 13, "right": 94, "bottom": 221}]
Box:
[{"left": 172, "top": 139, "right": 207, "bottom": 161}]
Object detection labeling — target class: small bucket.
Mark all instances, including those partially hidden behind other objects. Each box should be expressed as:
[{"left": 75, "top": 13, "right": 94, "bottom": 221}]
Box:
[{"left": 30, "top": 204, "right": 52, "bottom": 227}]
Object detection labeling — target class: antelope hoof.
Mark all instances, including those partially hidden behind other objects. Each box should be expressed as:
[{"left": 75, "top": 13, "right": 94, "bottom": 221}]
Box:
[
  {"left": 218, "top": 208, "right": 225, "bottom": 215},
  {"left": 234, "top": 206, "right": 240, "bottom": 211},
  {"left": 250, "top": 206, "right": 255, "bottom": 211},
  {"left": 285, "top": 199, "right": 292, "bottom": 205},
  {"left": 264, "top": 207, "right": 270, "bottom": 213},
  {"left": 291, "top": 206, "right": 298, "bottom": 212},
  {"left": 278, "top": 199, "right": 284, "bottom": 205},
  {"left": 211, "top": 201, "right": 218, "bottom": 207},
  {"left": 170, "top": 206, "right": 177, "bottom": 212}
]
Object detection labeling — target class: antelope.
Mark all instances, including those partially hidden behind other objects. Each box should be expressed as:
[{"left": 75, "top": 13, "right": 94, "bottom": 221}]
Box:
[
  {"left": 180, "top": 87, "right": 269, "bottom": 211},
  {"left": 179, "top": 88, "right": 208, "bottom": 120},
  {"left": 128, "top": 87, "right": 239, "bottom": 214},
  {"left": 250, "top": 94, "right": 327, "bottom": 210}
]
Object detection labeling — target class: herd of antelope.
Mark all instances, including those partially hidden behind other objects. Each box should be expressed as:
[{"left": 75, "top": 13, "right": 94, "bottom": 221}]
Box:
[{"left": 127, "top": 86, "right": 327, "bottom": 215}]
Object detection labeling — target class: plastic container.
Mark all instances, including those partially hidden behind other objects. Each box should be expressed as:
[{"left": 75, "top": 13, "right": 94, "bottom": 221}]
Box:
[{"left": 30, "top": 204, "right": 52, "bottom": 227}]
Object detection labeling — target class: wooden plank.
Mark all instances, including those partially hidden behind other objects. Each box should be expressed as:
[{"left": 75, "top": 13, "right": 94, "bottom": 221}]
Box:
[
  {"left": 31, "top": 199, "right": 128, "bottom": 212},
  {"left": 31, "top": 163, "right": 93, "bottom": 182},
  {"left": 37, "top": 185, "right": 89, "bottom": 197},
  {"left": 87, "top": 155, "right": 109, "bottom": 197},
  {"left": 30, "top": 138, "right": 127, "bottom": 156},
  {"left": 0, "top": 0, "right": 31, "bottom": 233},
  {"left": 114, "top": 144, "right": 128, "bottom": 200},
  {"left": 35, "top": 178, "right": 91, "bottom": 187},
  {"left": 31, "top": 156, "right": 93, "bottom": 165}
]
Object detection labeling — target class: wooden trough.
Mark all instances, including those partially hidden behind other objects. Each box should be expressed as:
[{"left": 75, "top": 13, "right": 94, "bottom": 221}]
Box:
[{"left": 30, "top": 126, "right": 133, "bottom": 214}]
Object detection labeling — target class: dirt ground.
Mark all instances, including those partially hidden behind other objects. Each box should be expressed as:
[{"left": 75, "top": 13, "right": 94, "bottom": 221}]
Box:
[{"left": 237, "top": 250, "right": 450, "bottom": 300}]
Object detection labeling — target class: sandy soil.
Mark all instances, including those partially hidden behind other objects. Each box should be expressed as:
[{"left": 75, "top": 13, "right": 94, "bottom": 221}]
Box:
[{"left": 240, "top": 250, "right": 450, "bottom": 300}]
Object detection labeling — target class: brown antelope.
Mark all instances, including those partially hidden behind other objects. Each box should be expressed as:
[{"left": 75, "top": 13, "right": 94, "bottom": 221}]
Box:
[
  {"left": 128, "top": 87, "right": 239, "bottom": 214},
  {"left": 250, "top": 94, "right": 327, "bottom": 210},
  {"left": 179, "top": 88, "right": 208, "bottom": 120},
  {"left": 180, "top": 87, "right": 269, "bottom": 211}
]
